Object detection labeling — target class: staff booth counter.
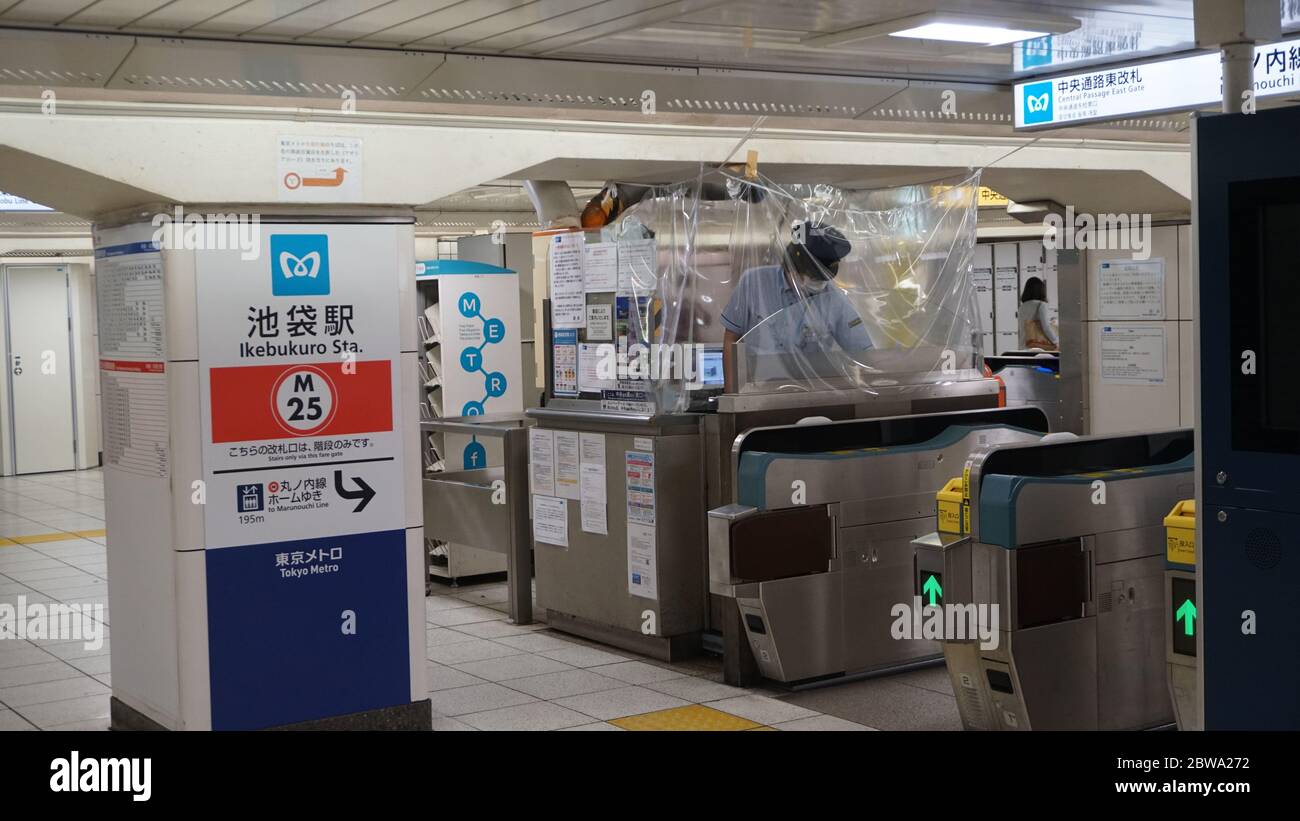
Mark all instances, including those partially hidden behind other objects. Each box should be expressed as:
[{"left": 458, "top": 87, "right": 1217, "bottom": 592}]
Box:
[{"left": 524, "top": 171, "right": 1005, "bottom": 665}]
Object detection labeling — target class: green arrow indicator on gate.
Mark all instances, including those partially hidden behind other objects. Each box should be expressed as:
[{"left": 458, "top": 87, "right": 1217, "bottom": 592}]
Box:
[
  {"left": 922, "top": 574, "right": 942, "bottom": 607},
  {"left": 1176, "top": 598, "right": 1197, "bottom": 636}
]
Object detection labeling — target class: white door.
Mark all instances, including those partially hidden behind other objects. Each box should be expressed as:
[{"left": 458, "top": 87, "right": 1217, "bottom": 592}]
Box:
[{"left": 6, "top": 265, "right": 76, "bottom": 473}]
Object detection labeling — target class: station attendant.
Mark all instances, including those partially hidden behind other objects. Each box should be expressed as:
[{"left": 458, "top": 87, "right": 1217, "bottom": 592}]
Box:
[
  {"left": 720, "top": 224, "right": 872, "bottom": 392},
  {"left": 1019, "top": 276, "right": 1058, "bottom": 351}
]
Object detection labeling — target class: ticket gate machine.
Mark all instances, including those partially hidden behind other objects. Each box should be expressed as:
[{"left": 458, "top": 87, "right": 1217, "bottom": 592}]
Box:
[
  {"left": 985, "top": 353, "right": 1076, "bottom": 433},
  {"left": 707, "top": 407, "right": 1048, "bottom": 686},
  {"left": 1164, "top": 500, "right": 1200, "bottom": 730},
  {"left": 1194, "top": 106, "right": 1300, "bottom": 728},
  {"left": 939, "top": 430, "right": 1193, "bottom": 730}
]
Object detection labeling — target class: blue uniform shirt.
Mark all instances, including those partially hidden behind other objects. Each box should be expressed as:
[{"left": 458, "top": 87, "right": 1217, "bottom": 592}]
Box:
[{"left": 720, "top": 265, "right": 873, "bottom": 354}]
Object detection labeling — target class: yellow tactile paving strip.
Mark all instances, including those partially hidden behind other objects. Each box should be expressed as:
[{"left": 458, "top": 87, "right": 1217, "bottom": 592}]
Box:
[
  {"left": 0, "top": 528, "right": 106, "bottom": 545},
  {"left": 610, "top": 704, "right": 765, "bottom": 731}
]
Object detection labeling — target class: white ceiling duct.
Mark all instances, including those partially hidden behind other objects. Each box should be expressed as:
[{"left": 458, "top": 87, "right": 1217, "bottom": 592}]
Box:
[{"left": 523, "top": 180, "right": 581, "bottom": 229}]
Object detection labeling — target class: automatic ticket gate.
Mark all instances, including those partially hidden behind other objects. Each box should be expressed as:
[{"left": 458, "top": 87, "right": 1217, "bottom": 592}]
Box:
[
  {"left": 707, "top": 407, "right": 1049, "bottom": 686},
  {"left": 1163, "top": 500, "right": 1199, "bottom": 730},
  {"left": 938, "top": 430, "right": 1193, "bottom": 730}
]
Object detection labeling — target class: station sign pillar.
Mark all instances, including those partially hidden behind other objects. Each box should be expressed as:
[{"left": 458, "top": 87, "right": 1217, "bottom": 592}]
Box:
[{"left": 95, "top": 209, "right": 428, "bottom": 730}]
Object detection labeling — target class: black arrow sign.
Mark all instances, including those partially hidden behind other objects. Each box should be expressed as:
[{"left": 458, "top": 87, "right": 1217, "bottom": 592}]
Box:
[{"left": 333, "top": 470, "right": 376, "bottom": 513}]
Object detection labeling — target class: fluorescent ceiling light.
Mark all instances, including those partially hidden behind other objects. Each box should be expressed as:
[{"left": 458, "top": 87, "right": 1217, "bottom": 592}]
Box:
[
  {"left": 802, "top": 10, "right": 1078, "bottom": 49},
  {"left": 889, "top": 22, "right": 1050, "bottom": 46}
]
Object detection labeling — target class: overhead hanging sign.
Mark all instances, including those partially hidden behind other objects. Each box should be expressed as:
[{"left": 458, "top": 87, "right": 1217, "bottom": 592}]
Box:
[
  {"left": 1013, "top": 20, "right": 1175, "bottom": 75},
  {"left": 1015, "top": 38, "right": 1300, "bottom": 129},
  {"left": 0, "top": 192, "right": 53, "bottom": 211}
]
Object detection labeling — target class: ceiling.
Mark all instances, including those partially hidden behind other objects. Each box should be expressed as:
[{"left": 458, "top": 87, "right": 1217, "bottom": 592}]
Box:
[{"left": 0, "top": 0, "right": 1237, "bottom": 83}]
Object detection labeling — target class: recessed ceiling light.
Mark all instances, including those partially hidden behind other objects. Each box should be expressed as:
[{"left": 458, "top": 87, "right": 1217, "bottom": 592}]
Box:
[
  {"left": 802, "top": 10, "right": 1078, "bottom": 49},
  {"left": 888, "top": 22, "right": 1050, "bottom": 46}
]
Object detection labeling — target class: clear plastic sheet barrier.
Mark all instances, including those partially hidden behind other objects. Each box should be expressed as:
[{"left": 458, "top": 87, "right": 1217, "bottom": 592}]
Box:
[{"left": 608, "top": 169, "right": 985, "bottom": 412}]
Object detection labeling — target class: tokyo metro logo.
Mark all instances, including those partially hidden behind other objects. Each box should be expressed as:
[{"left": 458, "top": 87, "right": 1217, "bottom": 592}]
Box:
[
  {"left": 1019, "top": 36, "right": 1053, "bottom": 70},
  {"left": 1022, "top": 81, "right": 1054, "bottom": 125},
  {"left": 270, "top": 234, "right": 330, "bottom": 296}
]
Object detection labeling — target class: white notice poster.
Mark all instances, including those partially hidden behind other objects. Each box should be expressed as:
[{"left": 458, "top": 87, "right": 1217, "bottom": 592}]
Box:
[
  {"left": 583, "top": 241, "right": 619, "bottom": 292},
  {"left": 586, "top": 304, "right": 613, "bottom": 341},
  {"left": 580, "top": 464, "right": 607, "bottom": 535},
  {"left": 529, "top": 428, "right": 555, "bottom": 496},
  {"left": 554, "top": 430, "right": 580, "bottom": 500},
  {"left": 1100, "top": 325, "right": 1166, "bottom": 384},
  {"left": 579, "top": 432, "right": 607, "bottom": 535},
  {"left": 277, "top": 136, "right": 363, "bottom": 203},
  {"left": 1097, "top": 259, "right": 1165, "bottom": 320},
  {"left": 617, "top": 238, "right": 656, "bottom": 297},
  {"left": 579, "top": 432, "right": 605, "bottom": 465},
  {"left": 549, "top": 232, "right": 586, "bottom": 328},
  {"left": 533, "top": 495, "right": 569, "bottom": 547},
  {"left": 95, "top": 225, "right": 170, "bottom": 480},
  {"left": 578, "top": 343, "right": 616, "bottom": 392},
  {"left": 627, "top": 522, "right": 658, "bottom": 600}
]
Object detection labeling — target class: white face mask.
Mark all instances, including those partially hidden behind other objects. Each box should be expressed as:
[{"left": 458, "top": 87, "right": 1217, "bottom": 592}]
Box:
[{"left": 802, "top": 277, "right": 831, "bottom": 294}]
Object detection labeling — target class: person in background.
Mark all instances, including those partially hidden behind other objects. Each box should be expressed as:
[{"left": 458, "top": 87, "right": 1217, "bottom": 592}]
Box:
[
  {"left": 720, "top": 224, "right": 872, "bottom": 392},
  {"left": 1019, "top": 276, "right": 1058, "bottom": 350}
]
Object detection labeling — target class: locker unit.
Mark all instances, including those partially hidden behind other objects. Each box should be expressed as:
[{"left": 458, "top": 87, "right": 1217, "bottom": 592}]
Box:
[
  {"left": 1018, "top": 240, "right": 1059, "bottom": 344},
  {"left": 971, "top": 244, "right": 995, "bottom": 358},
  {"left": 992, "top": 243, "right": 1021, "bottom": 355}
]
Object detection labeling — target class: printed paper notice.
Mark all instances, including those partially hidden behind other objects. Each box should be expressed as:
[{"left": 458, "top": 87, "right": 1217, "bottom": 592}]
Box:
[
  {"left": 586, "top": 303, "right": 613, "bottom": 341},
  {"left": 627, "top": 522, "right": 658, "bottom": 600},
  {"left": 625, "top": 450, "right": 655, "bottom": 525},
  {"left": 583, "top": 241, "right": 618, "bottom": 292},
  {"left": 95, "top": 233, "right": 168, "bottom": 478},
  {"left": 529, "top": 428, "right": 555, "bottom": 496},
  {"left": 96, "top": 249, "right": 165, "bottom": 361},
  {"left": 100, "top": 363, "right": 169, "bottom": 479},
  {"left": 579, "top": 433, "right": 607, "bottom": 535},
  {"left": 1100, "top": 325, "right": 1166, "bottom": 384},
  {"left": 533, "top": 495, "right": 569, "bottom": 547},
  {"left": 277, "top": 135, "right": 362, "bottom": 203},
  {"left": 1097, "top": 259, "right": 1165, "bottom": 320},
  {"left": 617, "top": 238, "right": 656, "bottom": 297},
  {"left": 580, "top": 432, "right": 605, "bottom": 465},
  {"left": 549, "top": 232, "right": 585, "bottom": 328},
  {"left": 552, "top": 328, "right": 578, "bottom": 397},
  {"left": 578, "top": 343, "right": 616, "bottom": 392},
  {"left": 580, "top": 465, "right": 607, "bottom": 535},
  {"left": 554, "top": 430, "right": 580, "bottom": 500}
]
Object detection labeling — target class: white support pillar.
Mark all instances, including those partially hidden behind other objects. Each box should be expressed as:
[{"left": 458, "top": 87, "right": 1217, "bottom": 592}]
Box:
[{"left": 98, "top": 206, "right": 427, "bottom": 730}]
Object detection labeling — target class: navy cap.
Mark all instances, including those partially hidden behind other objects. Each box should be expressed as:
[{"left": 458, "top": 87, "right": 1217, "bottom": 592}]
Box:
[{"left": 786, "top": 224, "right": 850, "bottom": 279}]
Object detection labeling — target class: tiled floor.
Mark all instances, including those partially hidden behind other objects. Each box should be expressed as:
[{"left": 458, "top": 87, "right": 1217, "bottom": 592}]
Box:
[
  {"left": 0, "top": 469, "right": 961, "bottom": 731},
  {"left": 0, "top": 469, "right": 110, "bottom": 731}
]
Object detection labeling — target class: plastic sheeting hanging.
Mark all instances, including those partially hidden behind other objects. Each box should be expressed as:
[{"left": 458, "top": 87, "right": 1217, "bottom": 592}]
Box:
[{"left": 606, "top": 167, "right": 985, "bottom": 413}]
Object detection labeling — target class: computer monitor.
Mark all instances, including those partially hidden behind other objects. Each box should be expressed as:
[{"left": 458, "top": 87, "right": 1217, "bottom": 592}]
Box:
[{"left": 696, "top": 346, "right": 724, "bottom": 388}]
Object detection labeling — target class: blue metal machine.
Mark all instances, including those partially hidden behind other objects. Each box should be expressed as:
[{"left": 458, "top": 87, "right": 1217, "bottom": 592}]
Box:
[{"left": 1195, "top": 105, "right": 1300, "bottom": 729}]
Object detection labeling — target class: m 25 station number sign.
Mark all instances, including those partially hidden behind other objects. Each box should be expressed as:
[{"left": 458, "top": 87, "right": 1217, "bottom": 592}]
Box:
[
  {"left": 1016, "top": 38, "right": 1300, "bottom": 129},
  {"left": 195, "top": 224, "right": 411, "bottom": 730}
]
